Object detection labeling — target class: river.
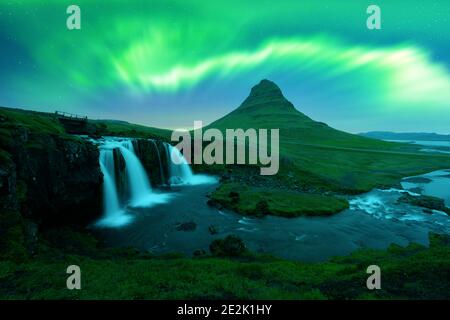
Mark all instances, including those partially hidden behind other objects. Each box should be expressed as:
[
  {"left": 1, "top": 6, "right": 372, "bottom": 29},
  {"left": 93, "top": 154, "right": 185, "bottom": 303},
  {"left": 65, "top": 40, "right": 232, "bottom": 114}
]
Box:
[{"left": 97, "top": 169, "right": 450, "bottom": 262}]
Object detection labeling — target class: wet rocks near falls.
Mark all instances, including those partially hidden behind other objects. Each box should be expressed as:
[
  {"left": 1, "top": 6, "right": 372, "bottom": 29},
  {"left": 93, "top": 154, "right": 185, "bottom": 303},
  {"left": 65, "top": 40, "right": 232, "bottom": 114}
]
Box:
[
  {"left": 103, "top": 138, "right": 177, "bottom": 204},
  {"left": 397, "top": 193, "right": 450, "bottom": 215},
  {"left": 131, "top": 139, "right": 170, "bottom": 186},
  {"left": 175, "top": 221, "right": 197, "bottom": 232}
]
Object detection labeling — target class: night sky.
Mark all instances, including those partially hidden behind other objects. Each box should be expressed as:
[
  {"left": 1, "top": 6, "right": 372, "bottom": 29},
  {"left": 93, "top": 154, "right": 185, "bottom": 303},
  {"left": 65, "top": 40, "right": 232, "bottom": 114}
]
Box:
[{"left": 1, "top": 0, "right": 449, "bottom": 133}]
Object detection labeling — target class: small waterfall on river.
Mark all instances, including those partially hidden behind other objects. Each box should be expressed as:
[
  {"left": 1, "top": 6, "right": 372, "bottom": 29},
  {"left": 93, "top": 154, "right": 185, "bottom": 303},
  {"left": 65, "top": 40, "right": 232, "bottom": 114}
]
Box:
[
  {"left": 99, "top": 149, "right": 122, "bottom": 217},
  {"left": 118, "top": 142, "right": 153, "bottom": 206},
  {"left": 97, "top": 146, "right": 132, "bottom": 227},
  {"left": 165, "top": 143, "right": 217, "bottom": 186},
  {"left": 167, "top": 144, "right": 194, "bottom": 185}
]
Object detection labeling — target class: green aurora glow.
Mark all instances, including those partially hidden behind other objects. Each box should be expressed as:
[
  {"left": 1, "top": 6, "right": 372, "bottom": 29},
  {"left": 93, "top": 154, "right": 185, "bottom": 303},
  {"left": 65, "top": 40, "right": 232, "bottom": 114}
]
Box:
[{"left": 1, "top": 0, "right": 449, "bottom": 132}]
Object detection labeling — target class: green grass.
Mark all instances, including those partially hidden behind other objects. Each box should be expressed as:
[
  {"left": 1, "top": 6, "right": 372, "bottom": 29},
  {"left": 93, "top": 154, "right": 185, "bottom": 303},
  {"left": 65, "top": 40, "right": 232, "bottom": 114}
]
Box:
[
  {"left": 204, "top": 82, "right": 450, "bottom": 194},
  {"left": 0, "top": 107, "right": 66, "bottom": 135},
  {"left": 0, "top": 107, "right": 83, "bottom": 159},
  {"left": 90, "top": 119, "right": 171, "bottom": 141},
  {"left": 211, "top": 183, "right": 349, "bottom": 217},
  {"left": 0, "top": 232, "right": 448, "bottom": 299},
  {"left": 0, "top": 106, "right": 171, "bottom": 142}
]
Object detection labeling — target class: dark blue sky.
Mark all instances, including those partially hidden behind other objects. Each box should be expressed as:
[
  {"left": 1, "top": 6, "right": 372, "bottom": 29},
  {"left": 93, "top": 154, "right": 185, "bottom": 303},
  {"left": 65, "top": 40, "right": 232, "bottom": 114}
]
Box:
[{"left": 1, "top": 0, "right": 449, "bottom": 133}]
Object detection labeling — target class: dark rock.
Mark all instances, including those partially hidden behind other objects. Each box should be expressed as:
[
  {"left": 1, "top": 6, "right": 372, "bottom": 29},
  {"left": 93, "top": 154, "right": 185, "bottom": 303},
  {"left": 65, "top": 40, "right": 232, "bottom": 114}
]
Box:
[
  {"left": 209, "top": 235, "right": 247, "bottom": 257},
  {"left": 208, "top": 225, "right": 219, "bottom": 235},
  {"left": 133, "top": 139, "right": 169, "bottom": 186},
  {"left": 193, "top": 249, "right": 206, "bottom": 257},
  {"left": 176, "top": 221, "right": 197, "bottom": 232},
  {"left": 403, "top": 177, "right": 432, "bottom": 183},
  {"left": 207, "top": 199, "right": 223, "bottom": 210},
  {"left": 229, "top": 191, "right": 240, "bottom": 202},
  {"left": 408, "top": 187, "right": 423, "bottom": 194},
  {"left": 2, "top": 127, "right": 102, "bottom": 226},
  {"left": 0, "top": 158, "right": 18, "bottom": 211},
  {"left": 397, "top": 193, "right": 449, "bottom": 215},
  {"left": 238, "top": 79, "right": 295, "bottom": 112}
]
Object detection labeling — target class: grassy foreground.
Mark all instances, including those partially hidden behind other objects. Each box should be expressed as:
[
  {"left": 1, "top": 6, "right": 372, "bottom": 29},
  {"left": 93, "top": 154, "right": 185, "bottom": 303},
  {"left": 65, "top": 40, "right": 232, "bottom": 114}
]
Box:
[{"left": 0, "top": 231, "right": 449, "bottom": 300}]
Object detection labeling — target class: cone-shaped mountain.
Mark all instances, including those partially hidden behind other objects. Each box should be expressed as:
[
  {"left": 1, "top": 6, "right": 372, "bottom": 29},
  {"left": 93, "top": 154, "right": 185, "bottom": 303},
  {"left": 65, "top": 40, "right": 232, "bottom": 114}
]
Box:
[{"left": 208, "top": 79, "right": 384, "bottom": 149}]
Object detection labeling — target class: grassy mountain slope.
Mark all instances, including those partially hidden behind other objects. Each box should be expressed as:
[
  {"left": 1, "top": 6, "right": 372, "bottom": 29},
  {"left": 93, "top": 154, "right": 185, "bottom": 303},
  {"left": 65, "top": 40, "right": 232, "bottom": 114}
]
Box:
[
  {"left": 206, "top": 80, "right": 450, "bottom": 193},
  {"left": 0, "top": 106, "right": 172, "bottom": 141}
]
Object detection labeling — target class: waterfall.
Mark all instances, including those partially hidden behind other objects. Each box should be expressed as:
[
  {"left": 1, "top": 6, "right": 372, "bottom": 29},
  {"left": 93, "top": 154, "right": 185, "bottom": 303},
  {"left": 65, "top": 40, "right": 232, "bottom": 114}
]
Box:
[
  {"left": 167, "top": 144, "right": 194, "bottom": 185},
  {"left": 96, "top": 147, "right": 132, "bottom": 227},
  {"left": 99, "top": 149, "right": 121, "bottom": 215},
  {"left": 95, "top": 137, "right": 173, "bottom": 228},
  {"left": 118, "top": 145, "right": 153, "bottom": 206},
  {"left": 166, "top": 143, "right": 217, "bottom": 186}
]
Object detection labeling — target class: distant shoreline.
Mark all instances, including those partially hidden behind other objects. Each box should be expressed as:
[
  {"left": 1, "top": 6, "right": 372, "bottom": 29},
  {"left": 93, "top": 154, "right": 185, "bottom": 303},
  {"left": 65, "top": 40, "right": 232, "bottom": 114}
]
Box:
[{"left": 360, "top": 131, "right": 450, "bottom": 141}]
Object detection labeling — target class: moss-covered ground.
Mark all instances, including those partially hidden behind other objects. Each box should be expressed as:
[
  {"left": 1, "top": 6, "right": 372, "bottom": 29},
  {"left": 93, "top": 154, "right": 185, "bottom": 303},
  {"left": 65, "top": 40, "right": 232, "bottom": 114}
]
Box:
[
  {"left": 210, "top": 183, "right": 349, "bottom": 217},
  {"left": 1, "top": 229, "right": 449, "bottom": 300}
]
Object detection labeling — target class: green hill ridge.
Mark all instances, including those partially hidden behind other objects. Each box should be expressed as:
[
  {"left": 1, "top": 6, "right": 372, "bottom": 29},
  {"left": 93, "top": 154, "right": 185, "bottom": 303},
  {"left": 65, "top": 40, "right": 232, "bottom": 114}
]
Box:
[
  {"left": 209, "top": 79, "right": 395, "bottom": 149},
  {"left": 206, "top": 79, "right": 450, "bottom": 193}
]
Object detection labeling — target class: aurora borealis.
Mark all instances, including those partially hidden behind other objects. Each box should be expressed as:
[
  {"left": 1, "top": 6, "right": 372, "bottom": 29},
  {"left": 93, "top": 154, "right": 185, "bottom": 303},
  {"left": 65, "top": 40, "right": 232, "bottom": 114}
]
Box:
[{"left": 1, "top": 0, "right": 449, "bottom": 132}]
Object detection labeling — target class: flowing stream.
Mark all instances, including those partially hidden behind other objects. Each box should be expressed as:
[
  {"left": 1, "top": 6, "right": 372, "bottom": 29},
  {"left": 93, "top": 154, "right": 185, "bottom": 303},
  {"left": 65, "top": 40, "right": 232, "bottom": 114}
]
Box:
[{"left": 92, "top": 137, "right": 450, "bottom": 261}]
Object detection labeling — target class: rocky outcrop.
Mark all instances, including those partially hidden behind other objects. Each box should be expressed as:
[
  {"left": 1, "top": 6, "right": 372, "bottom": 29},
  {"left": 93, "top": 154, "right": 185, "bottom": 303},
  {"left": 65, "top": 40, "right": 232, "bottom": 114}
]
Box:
[
  {"left": 397, "top": 193, "right": 450, "bottom": 215},
  {"left": 0, "top": 126, "right": 102, "bottom": 226},
  {"left": 132, "top": 139, "right": 170, "bottom": 186},
  {"left": 237, "top": 79, "right": 296, "bottom": 112}
]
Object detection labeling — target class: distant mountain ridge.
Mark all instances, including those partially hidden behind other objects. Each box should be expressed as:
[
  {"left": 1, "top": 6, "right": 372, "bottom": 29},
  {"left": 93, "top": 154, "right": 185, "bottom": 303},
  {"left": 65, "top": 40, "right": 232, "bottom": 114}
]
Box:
[{"left": 360, "top": 131, "right": 450, "bottom": 142}]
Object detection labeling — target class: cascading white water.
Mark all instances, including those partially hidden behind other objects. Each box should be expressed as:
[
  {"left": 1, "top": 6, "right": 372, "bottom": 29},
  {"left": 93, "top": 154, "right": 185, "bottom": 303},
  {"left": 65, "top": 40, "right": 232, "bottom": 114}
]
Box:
[
  {"left": 96, "top": 146, "right": 132, "bottom": 227},
  {"left": 167, "top": 144, "right": 194, "bottom": 185},
  {"left": 99, "top": 149, "right": 121, "bottom": 214},
  {"left": 166, "top": 143, "right": 217, "bottom": 185},
  {"left": 94, "top": 137, "right": 217, "bottom": 227},
  {"left": 118, "top": 144, "right": 153, "bottom": 206},
  {"left": 95, "top": 137, "right": 173, "bottom": 227}
]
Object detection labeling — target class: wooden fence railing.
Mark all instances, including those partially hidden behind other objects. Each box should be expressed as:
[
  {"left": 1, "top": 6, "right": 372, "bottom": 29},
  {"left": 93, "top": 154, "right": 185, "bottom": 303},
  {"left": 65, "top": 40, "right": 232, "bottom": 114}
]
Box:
[{"left": 55, "top": 111, "right": 88, "bottom": 121}]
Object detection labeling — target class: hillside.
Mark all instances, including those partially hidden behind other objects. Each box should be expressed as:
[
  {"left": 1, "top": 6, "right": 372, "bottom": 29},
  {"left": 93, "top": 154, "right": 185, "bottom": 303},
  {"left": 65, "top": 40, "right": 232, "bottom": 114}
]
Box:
[
  {"left": 209, "top": 79, "right": 396, "bottom": 150},
  {"left": 0, "top": 106, "right": 172, "bottom": 142},
  {"left": 206, "top": 80, "right": 450, "bottom": 192}
]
